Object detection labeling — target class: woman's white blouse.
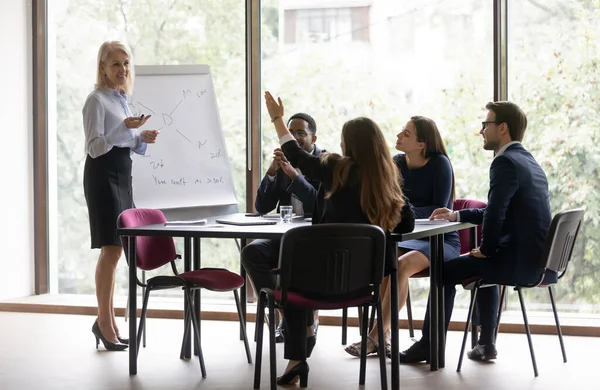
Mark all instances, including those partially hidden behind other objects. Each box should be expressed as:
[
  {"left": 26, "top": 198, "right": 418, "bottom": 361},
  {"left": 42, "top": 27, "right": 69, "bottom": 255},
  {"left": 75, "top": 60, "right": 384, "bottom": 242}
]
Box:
[{"left": 82, "top": 87, "right": 146, "bottom": 158}]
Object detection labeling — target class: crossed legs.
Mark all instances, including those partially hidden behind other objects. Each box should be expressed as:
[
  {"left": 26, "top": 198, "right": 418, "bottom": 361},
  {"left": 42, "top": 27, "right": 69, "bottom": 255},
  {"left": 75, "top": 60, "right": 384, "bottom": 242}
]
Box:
[{"left": 346, "top": 249, "right": 429, "bottom": 355}]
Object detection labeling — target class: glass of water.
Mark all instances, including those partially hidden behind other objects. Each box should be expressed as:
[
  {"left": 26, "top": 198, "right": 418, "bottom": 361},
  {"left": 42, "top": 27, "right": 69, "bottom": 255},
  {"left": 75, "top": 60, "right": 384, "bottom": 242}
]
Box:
[{"left": 280, "top": 205, "right": 293, "bottom": 223}]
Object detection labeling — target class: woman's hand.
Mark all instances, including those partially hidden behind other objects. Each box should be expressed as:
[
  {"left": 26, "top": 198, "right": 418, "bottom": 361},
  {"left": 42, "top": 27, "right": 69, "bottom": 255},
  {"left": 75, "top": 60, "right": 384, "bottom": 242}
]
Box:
[
  {"left": 124, "top": 115, "right": 151, "bottom": 129},
  {"left": 141, "top": 130, "right": 159, "bottom": 143},
  {"left": 264, "top": 91, "right": 284, "bottom": 121}
]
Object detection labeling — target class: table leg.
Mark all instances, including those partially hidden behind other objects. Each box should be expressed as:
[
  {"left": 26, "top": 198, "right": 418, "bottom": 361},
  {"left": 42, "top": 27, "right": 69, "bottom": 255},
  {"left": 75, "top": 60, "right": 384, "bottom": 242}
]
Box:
[
  {"left": 239, "top": 238, "right": 247, "bottom": 340},
  {"left": 193, "top": 237, "right": 201, "bottom": 356},
  {"left": 183, "top": 237, "right": 192, "bottom": 359},
  {"left": 128, "top": 236, "right": 138, "bottom": 375},
  {"left": 436, "top": 234, "right": 445, "bottom": 368},
  {"left": 390, "top": 268, "right": 400, "bottom": 390},
  {"left": 429, "top": 235, "right": 439, "bottom": 371}
]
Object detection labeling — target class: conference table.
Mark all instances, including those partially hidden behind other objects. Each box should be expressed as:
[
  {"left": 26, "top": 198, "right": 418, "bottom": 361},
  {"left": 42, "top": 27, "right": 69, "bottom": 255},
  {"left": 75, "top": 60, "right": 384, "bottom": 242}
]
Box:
[{"left": 118, "top": 213, "right": 475, "bottom": 389}]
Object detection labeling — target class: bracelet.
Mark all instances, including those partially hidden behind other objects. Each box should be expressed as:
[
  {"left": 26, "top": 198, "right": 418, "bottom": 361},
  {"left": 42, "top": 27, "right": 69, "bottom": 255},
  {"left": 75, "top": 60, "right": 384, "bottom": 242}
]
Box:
[{"left": 271, "top": 116, "right": 282, "bottom": 122}]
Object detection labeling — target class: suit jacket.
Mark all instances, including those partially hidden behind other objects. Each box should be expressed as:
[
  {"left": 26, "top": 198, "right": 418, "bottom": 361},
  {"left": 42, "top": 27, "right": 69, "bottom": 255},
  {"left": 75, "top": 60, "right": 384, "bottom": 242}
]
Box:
[
  {"left": 281, "top": 139, "right": 415, "bottom": 274},
  {"left": 459, "top": 143, "right": 552, "bottom": 284},
  {"left": 255, "top": 145, "right": 324, "bottom": 217}
]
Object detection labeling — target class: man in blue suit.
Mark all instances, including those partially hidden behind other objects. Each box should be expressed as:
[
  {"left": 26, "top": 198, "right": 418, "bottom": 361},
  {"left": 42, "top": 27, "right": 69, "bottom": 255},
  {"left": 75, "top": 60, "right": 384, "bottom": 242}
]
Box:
[
  {"left": 242, "top": 113, "right": 324, "bottom": 343},
  {"left": 400, "top": 101, "right": 552, "bottom": 363}
]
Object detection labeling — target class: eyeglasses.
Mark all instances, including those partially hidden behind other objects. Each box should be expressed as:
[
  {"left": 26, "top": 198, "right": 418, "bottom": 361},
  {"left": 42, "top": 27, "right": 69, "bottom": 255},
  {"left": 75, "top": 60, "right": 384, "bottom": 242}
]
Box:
[{"left": 481, "top": 121, "right": 498, "bottom": 131}]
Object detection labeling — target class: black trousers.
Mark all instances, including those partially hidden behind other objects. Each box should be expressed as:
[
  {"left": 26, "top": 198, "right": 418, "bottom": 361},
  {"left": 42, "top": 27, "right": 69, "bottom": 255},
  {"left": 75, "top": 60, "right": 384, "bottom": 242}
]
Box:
[
  {"left": 240, "top": 239, "right": 314, "bottom": 360},
  {"left": 240, "top": 239, "right": 280, "bottom": 296},
  {"left": 421, "top": 255, "right": 502, "bottom": 344}
]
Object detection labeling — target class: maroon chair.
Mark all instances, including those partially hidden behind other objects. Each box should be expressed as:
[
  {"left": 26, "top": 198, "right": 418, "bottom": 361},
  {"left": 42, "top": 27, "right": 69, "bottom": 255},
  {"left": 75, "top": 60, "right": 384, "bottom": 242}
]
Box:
[
  {"left": 404, "top": 198, "right": 486, "bottom": 339},
  {"left": 118, "top": 208, "right": 252, "bottom": 377},
  {"left": 457, "top": 208, "right": 584, "bottom": 377},
  {"left": 253, "top": 224, "right": 388, "bottom": 390}
]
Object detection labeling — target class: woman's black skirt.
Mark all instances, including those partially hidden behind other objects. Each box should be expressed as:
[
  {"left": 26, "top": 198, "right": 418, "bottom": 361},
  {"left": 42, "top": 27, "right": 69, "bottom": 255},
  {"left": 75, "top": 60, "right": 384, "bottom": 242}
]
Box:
[{"left": 83, "top": 146, "right": 133, "bottom": 249}]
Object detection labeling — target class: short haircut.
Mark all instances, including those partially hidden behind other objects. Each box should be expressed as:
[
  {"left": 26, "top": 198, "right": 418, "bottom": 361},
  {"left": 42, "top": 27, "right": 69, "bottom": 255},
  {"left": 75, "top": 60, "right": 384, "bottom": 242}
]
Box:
[
  {"left": 288, "top": 112, "right": 317, "bottom": 135},
  {"left": 485, "top": 101, "right": 528, "bottom": 141}
]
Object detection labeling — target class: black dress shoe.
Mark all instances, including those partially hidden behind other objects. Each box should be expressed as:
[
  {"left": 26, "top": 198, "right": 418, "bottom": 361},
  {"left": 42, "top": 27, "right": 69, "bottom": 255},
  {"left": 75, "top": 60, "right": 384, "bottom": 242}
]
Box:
[
  {"left": 117, "top": 337, "right": 129, "bottom": 345},
  {"left": 275, "top": 321, "right": 285, "bottom": 343},
  {"left": 399, "top": 340, "right": 429, "bottom": 363},
  {"left": 277, "top": 361, "right": 309, "bottom": 387},
  {"left": 467, "top": 343, "right": 497, "bottom": 361},
  {"left": 92, "top": 321, "right": 128, "bottom": 351}
]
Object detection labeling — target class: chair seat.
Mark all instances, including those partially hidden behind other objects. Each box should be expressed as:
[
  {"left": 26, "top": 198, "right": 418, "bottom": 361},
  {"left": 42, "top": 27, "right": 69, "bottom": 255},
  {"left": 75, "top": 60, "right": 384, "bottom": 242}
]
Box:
[
  {"left": 461, "top": 276, "right": 483, "bottom": 290},
  {"left": 179, "top": 269, "right": 244, "bottom": 292},
  {"left": 272, "top": 290, "right": 372, "bottom": 310},
  {"left": 411, "top": 268, "right": 430, "bottom": 278}
]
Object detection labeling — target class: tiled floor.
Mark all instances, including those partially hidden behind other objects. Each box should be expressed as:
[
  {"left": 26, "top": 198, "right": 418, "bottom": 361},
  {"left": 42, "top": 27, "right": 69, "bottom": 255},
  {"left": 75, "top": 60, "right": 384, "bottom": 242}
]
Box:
[{"left": 0, "top": 311, "right": 596, "bottom": 390}]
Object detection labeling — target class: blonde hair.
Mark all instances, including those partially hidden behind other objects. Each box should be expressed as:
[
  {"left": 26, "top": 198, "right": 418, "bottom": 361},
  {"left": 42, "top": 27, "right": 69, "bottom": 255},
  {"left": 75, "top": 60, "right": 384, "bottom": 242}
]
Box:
[
  {"left": 323, "top": 117, "right": 406, "bottom": 231},
  {"left": 95, "top": 41, "right": 134, "bottom": 94}
]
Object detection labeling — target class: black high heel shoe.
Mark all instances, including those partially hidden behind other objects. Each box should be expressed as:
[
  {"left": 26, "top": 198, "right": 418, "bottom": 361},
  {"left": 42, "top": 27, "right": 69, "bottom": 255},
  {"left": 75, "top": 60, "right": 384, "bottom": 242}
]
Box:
[
  {"left": 117, "top": 337, "right": 129, "bottom": 345},
  {"left": 277, "top": 360, "right": 309, "bottom": 387},
  {"left": 92, "top": 321, "right": 128, "bottom": 351}
]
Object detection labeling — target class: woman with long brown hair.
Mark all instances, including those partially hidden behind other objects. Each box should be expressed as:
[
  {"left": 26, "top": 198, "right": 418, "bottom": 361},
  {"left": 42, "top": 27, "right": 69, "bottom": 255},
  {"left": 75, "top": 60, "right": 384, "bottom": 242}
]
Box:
[
  {"left": 264, "top": 91, "right": 415, "bottom": 386},
  {"left": 345, "top": 115, "right": 459, "bottom": 359}
]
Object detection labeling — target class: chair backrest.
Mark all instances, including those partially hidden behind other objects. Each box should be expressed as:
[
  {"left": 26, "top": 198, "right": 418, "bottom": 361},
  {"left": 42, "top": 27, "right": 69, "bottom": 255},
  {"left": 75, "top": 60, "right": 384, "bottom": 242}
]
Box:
[
  {"left": 117, "top": 208, "right": 178, "bottom": 271},
  {"left": 277, "top": 224, "right": 386, "bottom": 303},
  {"left": 539, "top": 208, "right": 584, "bottom": 277},
  {"left": 453, "top": 198, "right": 487, "bottom": 254}
]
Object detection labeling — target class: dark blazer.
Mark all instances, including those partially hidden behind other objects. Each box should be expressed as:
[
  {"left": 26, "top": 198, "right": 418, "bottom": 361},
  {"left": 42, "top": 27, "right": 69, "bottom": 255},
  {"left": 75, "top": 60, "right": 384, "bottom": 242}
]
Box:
[
  {"left": 281, "top": 139, "right": 415, "bottom": 273},
  {"left": 255, "top": 145, "right": 324, "bottom": 217},
  {"left": 459, "top": 143, "right": 552, "bottom": 284}
]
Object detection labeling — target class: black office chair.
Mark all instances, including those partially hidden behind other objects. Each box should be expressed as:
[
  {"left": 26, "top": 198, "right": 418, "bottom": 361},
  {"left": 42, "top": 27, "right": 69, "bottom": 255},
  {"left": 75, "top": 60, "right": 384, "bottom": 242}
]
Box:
[
  {"left": 457, "top": 208, "right": 584, "bottom": 377},
  {"left": 253, "top": 224, "right": 389, "bottom": 390}
]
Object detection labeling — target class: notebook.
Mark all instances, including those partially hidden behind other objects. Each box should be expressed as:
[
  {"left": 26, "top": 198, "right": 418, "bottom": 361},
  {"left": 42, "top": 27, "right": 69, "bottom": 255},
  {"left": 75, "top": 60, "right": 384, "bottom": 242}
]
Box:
[
  {"left": 215, "top": 218, "right": 277, "bottom": 226},
  {"left": 164, "top": 218, "right": 208, "bottom": 226},
  {"left": 415, "top": 218, "right": 451, "bottom": 225}
]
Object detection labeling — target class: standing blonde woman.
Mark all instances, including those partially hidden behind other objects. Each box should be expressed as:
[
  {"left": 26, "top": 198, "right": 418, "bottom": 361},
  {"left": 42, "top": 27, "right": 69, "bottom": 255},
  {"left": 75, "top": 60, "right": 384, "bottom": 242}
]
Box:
[{"left": 82, "top": 41, "right": 159, "bottom": 351}]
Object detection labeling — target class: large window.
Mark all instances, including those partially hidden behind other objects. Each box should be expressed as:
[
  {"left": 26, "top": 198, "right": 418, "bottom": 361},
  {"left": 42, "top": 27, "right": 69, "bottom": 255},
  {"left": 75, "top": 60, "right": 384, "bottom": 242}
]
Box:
[
  {"left": 262, "top": 0, "right": 494, "bottom": 309},
  {"left": 48, "top": 0, "right": 246, "bottom": 296},
  {"left": 508, "top": 0, "right": 600, "bottom": 314}
]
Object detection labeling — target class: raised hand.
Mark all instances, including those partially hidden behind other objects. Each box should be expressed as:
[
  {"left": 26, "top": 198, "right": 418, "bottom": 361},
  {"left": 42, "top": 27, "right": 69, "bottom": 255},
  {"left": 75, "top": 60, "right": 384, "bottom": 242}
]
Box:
[
  {"left": 264, "top": 91, "right": 284, "bottom": 121},
  {"left": 124, "top": 115, "right": 151, "bottom": 129}
]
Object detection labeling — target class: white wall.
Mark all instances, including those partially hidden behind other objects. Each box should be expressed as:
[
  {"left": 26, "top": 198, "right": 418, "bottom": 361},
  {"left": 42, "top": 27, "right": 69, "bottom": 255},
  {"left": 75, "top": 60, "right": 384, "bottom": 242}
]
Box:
[{"left": 0, "top": 1, "right": 34, "bottom": 299}]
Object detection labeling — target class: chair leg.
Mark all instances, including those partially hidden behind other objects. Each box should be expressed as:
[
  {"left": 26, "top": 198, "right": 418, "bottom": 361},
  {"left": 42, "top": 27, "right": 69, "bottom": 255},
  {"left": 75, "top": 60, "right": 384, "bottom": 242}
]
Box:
[
  {"left": 233, "top": 290, "right": 253, "bottom": 363},
  {"left": 180, "top": 303, "right": 192, "bottom": 360},
  {"left": 185, "top": 290, "right": 207, "bottom": 378},
  {"left": 137, "top": 287, "right": 151, "bottom": 357},
  {"left": 341, "top": 308, "right": 348, "bottom": 344},
  {"left": 253, "top": 294, "right": 266, "bottom": 389},
  {"left": 375, "top": 302, "right": 388, "bottom": 390},
  {"left": 517, "top": 287, "right": 538, "bottom": 377},
  {"left": 268, "top": 299, "right": 277, "bottom": 390},
  {"left": 359, "top": 305, "right": 369, "bottom": 385},
  {"left": 548, "top": 286, "right": 567, "bottom": 363},
  {"left": 495, "top": 285, "right": 506, "bottom": 342},
  {"left": 141, "top": 271, "right": 147, "bottom": 348},
  {"left": 470, "top": 289, "right": 478, "bottom": 348},
  {"left": 406, "top": 287, "right": 415, "bottom": 339},
  {"left": 457, "top": 287, "right": 478, "bottom": 372},
  {"left": 254, "top": 303, "right": 260, "bottom": 343}
]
